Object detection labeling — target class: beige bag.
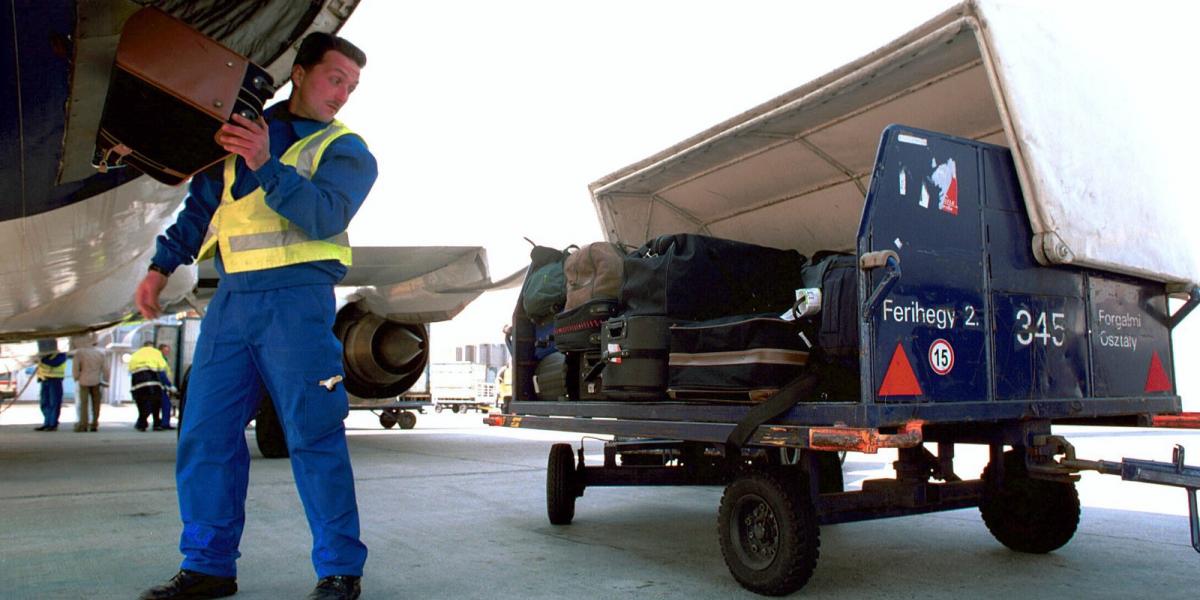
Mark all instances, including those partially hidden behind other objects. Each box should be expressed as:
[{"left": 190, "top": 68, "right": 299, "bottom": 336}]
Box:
[{"left": 563, "top": 242, "right": 624, "bottom": 311}]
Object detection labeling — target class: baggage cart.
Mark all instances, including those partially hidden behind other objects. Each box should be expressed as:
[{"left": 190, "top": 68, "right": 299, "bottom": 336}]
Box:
[{"left": 489, "top": 3, "right": 1200, "bottom": 595}]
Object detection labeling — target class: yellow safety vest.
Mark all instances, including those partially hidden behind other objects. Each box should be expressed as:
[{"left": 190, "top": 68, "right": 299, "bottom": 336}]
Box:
[
  {"left": 128, "top": 347, "right": 168, "bottom": 374},
  {"left": 196, "top": 120, "right": 355, "bottom": 273},
  {"left": 36, "top": 355, "right": 66, "bottom": 379}
]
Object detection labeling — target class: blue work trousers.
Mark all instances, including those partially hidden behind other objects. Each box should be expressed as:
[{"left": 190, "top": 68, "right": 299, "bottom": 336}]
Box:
[
  {"left": 39, "top": 378, "right": 64, "bottom": 428},
  {"left": 176, "top": 285, "right": 367, "bottom": 578}
]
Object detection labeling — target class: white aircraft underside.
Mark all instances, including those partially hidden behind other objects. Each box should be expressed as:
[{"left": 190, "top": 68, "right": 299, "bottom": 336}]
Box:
[{"left": 0, "top": 0, "right": 519, "bottom": 399}]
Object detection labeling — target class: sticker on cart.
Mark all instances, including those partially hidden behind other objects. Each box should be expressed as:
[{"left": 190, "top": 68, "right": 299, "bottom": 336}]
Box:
[
  {"left": 928, "top": 338, "right": 955, "bottom": 375},
  {"left": 930, "top": 158, "right": 958, "bottom": 215}
]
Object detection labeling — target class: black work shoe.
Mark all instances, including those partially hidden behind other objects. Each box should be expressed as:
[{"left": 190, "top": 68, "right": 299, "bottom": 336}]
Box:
[
  {"left": 307, "top": 576, "right": 361, "bottom": 600},
  {"left": 139, "top": 569, "right": 237, "bottom": 599}
]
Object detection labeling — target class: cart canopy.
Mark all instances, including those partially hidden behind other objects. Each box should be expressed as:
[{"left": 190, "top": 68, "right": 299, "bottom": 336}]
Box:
[{"left": 589, "top": 0, "right": 1198, "bottom": 287}]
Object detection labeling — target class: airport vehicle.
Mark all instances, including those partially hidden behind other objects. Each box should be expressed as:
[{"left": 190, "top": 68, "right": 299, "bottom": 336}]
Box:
[
  {"left": 431, "top": 362, "right": 496, "bottom": 413},
  {"left": 491, "top": 2, "right": 1200, "bottom": 595},
  {"left": 1, "top": 2, "right": 517, "bottom": 453}
]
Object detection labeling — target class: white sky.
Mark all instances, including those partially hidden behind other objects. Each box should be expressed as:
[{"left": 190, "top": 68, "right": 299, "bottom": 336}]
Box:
[{"left": 334, "top": 0, "right": 1200, "bottom": 410}]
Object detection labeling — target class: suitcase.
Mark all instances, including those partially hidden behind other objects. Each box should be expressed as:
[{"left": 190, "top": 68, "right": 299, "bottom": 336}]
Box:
[
  {"left": 668, "top": 315, "right": 813, "bottom": 402},
  {"left": 620, "top": 234, "right": 807, "bottom": 321},
  {"left": 533, "top": 321, "right": 558, "bottom": 361},
  {"left": 553, "top": 299, "right": 619, "bottom": 352},
  {"left": 601, "top": 315, "right": 673, "bottom": 400},
  {"left": 575, "top": 351, "right": 606, "bottom": 401},
  {"left": 534, "top": 352, "right": 570, "bottom": 401},
  {"left": 563, "top": 241, "right": 624, "bottom": 311},
  {"left": 94, "top": 7, "right": 276, "bottom": 186},
  {"left": 801, "top": 252, "right": 859, "bottom": 358}
]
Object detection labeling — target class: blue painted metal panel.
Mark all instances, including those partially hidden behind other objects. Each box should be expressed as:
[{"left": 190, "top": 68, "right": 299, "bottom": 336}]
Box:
[
  {"left": 1089, "top": 274, "right": 1174, "bottom": 397},
  {"left": 0, "top": 2, "right": 141, "bottom": 223},
  {"left": 1, "top": 0, "right": 24, "bottom": 212},
  {"left": 992, "top": 293, "right": 1089, "bottom": 400},
  {"left": 860, "top": 126, "right": 989, "bottom": 403}
]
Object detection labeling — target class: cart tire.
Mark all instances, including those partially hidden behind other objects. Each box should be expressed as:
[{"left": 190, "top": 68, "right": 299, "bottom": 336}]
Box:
[
  {"left": 718, "top": 471, "right": 819, "bottom": 596},
  {"left": 980, "top": 449, "right": 1079, "bottom": 554},
  {"left": 398, "top": 411, "right": 417, "bottom": 430},
  {"left": 435, "top": 405, "right": 444, "bottom": 413},
  {"left": 379, "top": 411, "right": 398, "bottom": 429},
  {"left": 547, "top": 443, "right": 579, "bottom": 525},
  {"left": 452, "top": 404, "right": 462, "bottom": 413},
  {"left": 255, "top": 393, "right": 289, "bottom": 459}
]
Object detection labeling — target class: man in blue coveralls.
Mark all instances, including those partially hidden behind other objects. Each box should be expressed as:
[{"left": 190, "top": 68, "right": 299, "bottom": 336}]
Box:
[
  {"left": 33, "top": 350, "right": 67, "bottom": 431},
  {"left": 133, "top": 32, "right": 376, "bottom": 600}
]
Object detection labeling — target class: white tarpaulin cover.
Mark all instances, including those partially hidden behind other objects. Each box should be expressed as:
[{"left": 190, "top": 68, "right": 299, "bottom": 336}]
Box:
[{"left": 590, "top": 0, "right": 1200, "bottom": 286}]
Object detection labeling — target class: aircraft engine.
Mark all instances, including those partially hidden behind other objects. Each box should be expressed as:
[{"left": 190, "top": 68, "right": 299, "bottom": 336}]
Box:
[{"left": 333, "top": 302, "right": 429, "bottom": 398}]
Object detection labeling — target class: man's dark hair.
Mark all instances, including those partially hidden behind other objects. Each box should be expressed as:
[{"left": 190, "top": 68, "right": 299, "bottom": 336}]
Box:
[{"left": 294, "top": 32, "right": 366, "bottom": 70}]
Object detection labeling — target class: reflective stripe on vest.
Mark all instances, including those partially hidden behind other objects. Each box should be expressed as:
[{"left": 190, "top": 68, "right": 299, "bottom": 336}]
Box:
[{"left": 196, "top": 120, "right": 355, "bottom": 273}]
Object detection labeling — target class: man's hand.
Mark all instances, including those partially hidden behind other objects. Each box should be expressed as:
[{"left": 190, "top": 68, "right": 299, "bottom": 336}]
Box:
[
  {"left": 216, "top": 113, "right": 270, "bottom": 170},
  {"left": 134, "top": 270, "right": 168, "bottom": 320}
]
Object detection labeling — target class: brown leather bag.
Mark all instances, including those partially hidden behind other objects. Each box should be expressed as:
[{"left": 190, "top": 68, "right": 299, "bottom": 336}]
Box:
[
  {"left": 94, "top": 7, "right": 275, "bottom": 185},
  {"left": 564, "top": 242, "right": 624, "bottom": 311}
]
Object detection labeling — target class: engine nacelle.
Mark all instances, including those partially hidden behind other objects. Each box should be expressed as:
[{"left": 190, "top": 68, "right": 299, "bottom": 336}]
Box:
[{"left": 333, "top": 302, "right": 428, "bottom": 399}]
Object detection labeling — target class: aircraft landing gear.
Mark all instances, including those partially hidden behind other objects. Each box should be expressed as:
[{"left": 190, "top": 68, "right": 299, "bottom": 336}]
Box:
[{"left": 379, "top": 408, "right": 417, "bottom": 430}]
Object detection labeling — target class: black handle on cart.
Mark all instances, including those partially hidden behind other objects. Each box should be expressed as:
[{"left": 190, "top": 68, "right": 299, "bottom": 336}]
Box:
[
  {"left": 862, "top": 253, "right": 902, "bottom": 321},
  {"left": 1169, "top": 285, "right": 1200, "bottom": 330}
]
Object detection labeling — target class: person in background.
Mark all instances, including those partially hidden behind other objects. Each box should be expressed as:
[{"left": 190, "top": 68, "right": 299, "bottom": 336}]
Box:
[
  {"left": 158, "top": 343, "right": 176, "bottom": 430},
  {"left": 72, "top": 335, "right": 106, "bottom": 432},
  {"left": 33, "top": 349, "right": 67, "bottom": 431},
  {"left": 128, "top": 341, "right": 168, "bottom": 431}
]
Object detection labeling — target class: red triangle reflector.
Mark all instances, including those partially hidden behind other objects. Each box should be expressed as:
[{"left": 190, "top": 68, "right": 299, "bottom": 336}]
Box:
[
  {"left": 1145, "top": 351, "right": 1172, "bottom": 393},
  {"left": 879, "top": 343, "right": 923, "bottom": 397}
]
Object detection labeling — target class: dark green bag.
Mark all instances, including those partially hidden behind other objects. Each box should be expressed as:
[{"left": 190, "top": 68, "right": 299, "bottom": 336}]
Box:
[{"left": 520, "top": 244, "right": 576, "bottom": 324}]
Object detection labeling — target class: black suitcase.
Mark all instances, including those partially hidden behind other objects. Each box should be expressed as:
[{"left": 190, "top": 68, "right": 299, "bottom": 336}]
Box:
[
  {"left": 94, "top": 7, "right": 276, "bottom": 185},
  {"left": 600, "top": 315, "right": 672, "bottom": 400},
  {"left": 620, "top": 234, "right": 807, "bottom": 321},
  {"left": 575, "top": 351, "right": 606, "bottom": 401},
  {"left": 553, "top": 299, "right": 619, "bottom": 352},
  {"left": 534, "top": 352, "right": 570, "bottom": 401},
  {"left": 799, "top": 252, "right": 861, "bottom": 401},
  {"left": 668, "top": 315, "right": 813, "bottom": 402},
  {"left": 801, "top": 252, "right": 859, "bottom": 358}
]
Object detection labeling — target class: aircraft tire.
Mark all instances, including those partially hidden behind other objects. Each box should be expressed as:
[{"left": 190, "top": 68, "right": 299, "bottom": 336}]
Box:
[
  {"left": 255, "top": 394, "right": 289, "bottom": 459},
  {"left": 398, "top": 411, "right": 417, "bottom": 430}
]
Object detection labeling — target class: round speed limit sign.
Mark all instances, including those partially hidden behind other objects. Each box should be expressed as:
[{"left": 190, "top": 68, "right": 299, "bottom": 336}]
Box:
[{"left": 929, "top": 339, "right": 954, "bottom": 376}]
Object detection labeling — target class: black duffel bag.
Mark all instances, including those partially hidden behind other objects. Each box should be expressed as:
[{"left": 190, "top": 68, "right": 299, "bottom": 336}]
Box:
[{"left": 620, "top": 234, "right": 807, "bottom": 321}]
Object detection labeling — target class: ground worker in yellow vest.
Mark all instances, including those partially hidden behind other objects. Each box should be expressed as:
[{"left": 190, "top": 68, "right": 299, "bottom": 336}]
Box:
[
  {"left": 33, "top": 350, "right": 67, "bottom": 431},
  {"left": 132, "top": 32, "right": 376, "bottom": 600},
  {"left": 129, "top": 341, "right": 169, "bottom": 431}
]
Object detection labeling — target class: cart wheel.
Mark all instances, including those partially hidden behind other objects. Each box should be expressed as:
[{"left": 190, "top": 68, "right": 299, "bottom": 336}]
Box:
[
  {"left": 980, "top": 449, "right": 1080, "bottom": 554},
  {"left": 452, "top": 404, "right": 462, "bottom": 413},
  {"left": 435, "top": 405, "right": 444, "bottom": 413},
  {"left": 398, "top": 410, "right": 417, "bottom": 430},
  {"left": 379, "top": 410, "right": 398, "bottom": 429},
  {"left": 547, "top": 443, "right": 580, "bottom": 525},
  {"left": 718, "top": 471, "right": 819, "bottom": 596}
]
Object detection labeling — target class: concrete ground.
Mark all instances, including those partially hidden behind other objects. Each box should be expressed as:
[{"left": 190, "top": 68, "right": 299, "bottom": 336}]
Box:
[{"left": 1, "top": 400, "right": 1198, "bottom": 599}]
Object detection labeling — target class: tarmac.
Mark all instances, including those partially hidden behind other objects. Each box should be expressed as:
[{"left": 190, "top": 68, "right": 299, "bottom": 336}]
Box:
[{"left": 1, "top": 399, "right": 1199, "bottom": 599}]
